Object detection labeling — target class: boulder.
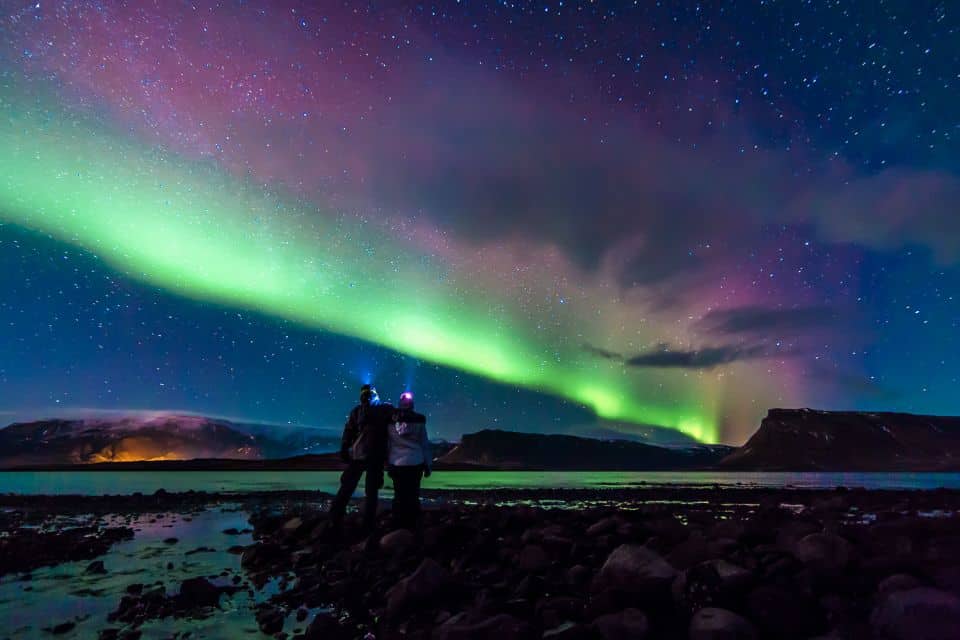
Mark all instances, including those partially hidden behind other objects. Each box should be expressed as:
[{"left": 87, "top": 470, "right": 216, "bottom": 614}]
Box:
[
  {"left": 878, "top": 574, "right": 923, "bottom": 596},
  {"left": 591, "top": 608, "right": 649, "bottom": 640},
  {"left": 870, "top": 587, "right": 960, "bottom": 640},
  {"left": 689, "top": 607, "right": 756, "bottom": 640},
  {"left": 380, "top": 528, "right": 416, "bottom": 554},
  {"left": 432, "top": 613, "right": 529, "bottom": 640},
  {"left": 587, "top": 517, "right": 620, "bottom": 537},
  {"left": 303, "top": 612, "right": 350, "bottom": 639},
  {"left": 596, "top": 544, "right": 676, "bottom": 593},
  {"left": 518, "top": 545, "right": 550, "bottom": 574},
  {"left": 255, "top": 604, "right": 285, "bottom": 635},
  {"left": 792, "top": 533, "right": 852, "bottom": 573},
  {"left": 178, "top": 577, "right": 224, "bottom": 609},
  {"left": 746, "top": 585, "right": 825, "bottom": 639},
  {"left": 387, "top": 558, "right": 450, "bottom": 618}
]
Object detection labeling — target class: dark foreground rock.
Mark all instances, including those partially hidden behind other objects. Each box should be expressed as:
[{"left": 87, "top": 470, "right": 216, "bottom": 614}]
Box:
[
  {"left": 0, "top": 524, "right": 133, "bottom": 576},
  {"left": 236, "top": 488, "right": 960, "bottom": 639}
]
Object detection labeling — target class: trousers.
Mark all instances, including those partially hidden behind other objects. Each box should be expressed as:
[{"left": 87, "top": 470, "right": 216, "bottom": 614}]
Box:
[
  {"left": 329, "top": 458, "right": 384, "bottom": 531},
  {"left": 390, "top": 465, "right": 424, "bottom": 530}
]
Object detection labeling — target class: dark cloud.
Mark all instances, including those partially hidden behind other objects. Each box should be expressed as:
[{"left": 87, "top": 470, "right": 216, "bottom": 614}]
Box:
[
  {"left": 625, "top": 343, "right": 771, "bottom": 369},
  {"left": 699, "top": 305, "right": 837, "bottom": 335},
  {"left": 582, "top": 344, "right": 623, "bottom": 360}
]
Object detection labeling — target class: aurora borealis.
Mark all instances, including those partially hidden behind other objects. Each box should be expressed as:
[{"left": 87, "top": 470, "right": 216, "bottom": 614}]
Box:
[{"left": 1, "top": 2, "right": 958, "bottom": 444}]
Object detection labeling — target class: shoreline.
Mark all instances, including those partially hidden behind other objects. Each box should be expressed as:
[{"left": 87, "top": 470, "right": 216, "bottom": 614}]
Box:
[{"left": 2, "top": 487, "right": 960, "bottom": 638}]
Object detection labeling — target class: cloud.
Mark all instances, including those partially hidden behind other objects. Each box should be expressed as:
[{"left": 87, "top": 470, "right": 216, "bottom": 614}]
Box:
[
  {"left": 582, "top": 344, "right": 623, "bottom": 360},
  {"left": 625, "top": 343, "right": 771, "bottom": 369},
  {"left": 796, "top": 169, "right": 960, "bottom": 264},
  {"left": 699, "top": 305, "right": 837, "bottom": 335}
]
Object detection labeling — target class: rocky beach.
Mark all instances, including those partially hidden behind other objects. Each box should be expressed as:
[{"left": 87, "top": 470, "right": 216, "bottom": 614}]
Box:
[{"left": 3, "top": 486, "right": 960, "bottom": 639}]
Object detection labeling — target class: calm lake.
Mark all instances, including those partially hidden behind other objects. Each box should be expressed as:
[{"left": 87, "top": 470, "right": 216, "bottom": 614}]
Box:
[{"left": 3, "top": 470, "right": 960, "bottom": 495}]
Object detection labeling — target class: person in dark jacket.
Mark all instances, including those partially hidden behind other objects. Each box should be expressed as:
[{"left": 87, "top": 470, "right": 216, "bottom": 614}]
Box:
[
  {"left": 328, "top": 384, "right": 393, "bottom": 532},
  {"left": 386, "top": 391, "right": 431, "bottom": 530}
]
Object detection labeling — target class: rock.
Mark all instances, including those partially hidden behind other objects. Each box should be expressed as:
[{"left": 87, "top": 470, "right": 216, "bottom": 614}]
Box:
[
  {"left": 518, "top": 545, "right": 550, "bottom": 573},
  {"left": 387, "top": 558, "right": 450, "bottom": 618},
  {"left": 50, "top": 621, "right": 76, "bottom": 635},
  {"left": 587, "top": 517, "right": 620, "bottom": 537},
  {"left": 162, "top": 537, "right": 178, "bottom": 545},
  {"left": 535, "top": 596, "right": 585, "bottom": 629},
  {"left": 596, "top": 544, "right": 676, "bottom": 593},
  {"left": 185, "top": 546, "right": 216, "bottom": 555},
  {"left": 792, "top": 533, "right": 852, "bottom": 573},
  {"left": 303, "top": 612, "right": 349, "bottom": 639},
  {"left": 878, "top": 574, "right": 923, "bottom": 596},
  {"left": 746, "top": 585, "right": 825, "bottom": 639},
  {"left": 672, "top": 559, "right": 752, "bottom": 615},
  {"left": 433, "top": 613, "right": 529, "bottom": 640},
  {"left": 178, "top": 577, "right": 223, "bottom": 609},
  {"left": 542, "top": 621, "right": 587, "bottom": 639},
  {"left": 591, "top": 608, "right": 649, "bottom": 640},
  {"left": 85, "top": 560, "right": 107, "bottom": 575},
  {"left": 256, "top": 605, "right": 285, "bottom": 635},
  {"left": 870, "top": 587, "right": 960, "bottom": 640},
  {"left": 689, "top": 607, "right": 756, "bottom": 640},
  {"left": 222, "top": 527, "right": 241, "bottom": 535},
  {"left": 380, "top": 528, "right": 416, "bottom": 554},
  {"left": 281, "top": 517, "right": 302, "bottom": 532},
  {"left": 566, "top": 564, "right": 591, "bottom": 587}
]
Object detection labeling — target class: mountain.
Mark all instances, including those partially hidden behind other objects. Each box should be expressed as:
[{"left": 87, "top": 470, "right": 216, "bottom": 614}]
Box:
[
  {"left": 436, "top": 428, "right": 734, "bottom": 470},
  {"left": 0, "top": 414, "right": 341, "bottom": 467},
  {"left": 720, "top": 408, "right": 960, "bottom": 471}
]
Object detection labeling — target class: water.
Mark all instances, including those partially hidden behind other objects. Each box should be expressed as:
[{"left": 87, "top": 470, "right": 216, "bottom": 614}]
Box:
[
  {"left": 0, "top": 506, "right": 308, "bottom": 639},
  {"left": 2, "top": 470, "right": 960, "bottom": 495}
]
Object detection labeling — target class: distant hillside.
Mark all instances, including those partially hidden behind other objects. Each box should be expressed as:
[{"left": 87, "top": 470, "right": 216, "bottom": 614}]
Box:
[
  {"left": 0, "top": 415, "right": 340, "bottom": 467},
  {"left": 437, "top": 428, "right": 734, "bottom": 470},
  {"left": 720, "top": 408, "right": 960, "bottom": 471}
]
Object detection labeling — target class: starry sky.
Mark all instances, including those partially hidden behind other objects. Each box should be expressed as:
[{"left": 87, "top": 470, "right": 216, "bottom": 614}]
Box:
[{"left": 0, "top": 1, "right": 958, "bottom": 444}]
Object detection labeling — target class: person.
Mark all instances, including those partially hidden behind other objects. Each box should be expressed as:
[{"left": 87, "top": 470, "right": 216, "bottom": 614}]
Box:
[
  {"left": 328, "top": 384, "right": 393, "bottom": 533},
  {"left": 386, "top": 391, "right": 431, "bottom": 530}
]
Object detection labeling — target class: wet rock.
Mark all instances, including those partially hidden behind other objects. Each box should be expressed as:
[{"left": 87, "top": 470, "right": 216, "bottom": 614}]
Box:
[
  {"left": 185, "top": 546, "right": 216, "bottom": 555},
  {"left": 256, "top": 604, "right": 285, "bottom": 635},
  {"left": 591, "top": 608, "right": 649, "bottom": 640},
  {"left": 870, "top": 587, "right": 960, "bottom": 640},
  {"left": 688, "top": 607, "right": 756, "bottom": 640},
  {"left": 303, "top": 612, "right": 349, "bottom": 639},
  {"left": 49, "top": 621, "right": 76, "bottom": 635},
  {"left": 433, "top": 613, "right": 529, "bottom": 640},
  {"left": 792, "top": 533, "right": 852, "bottom": 573},
  {"left": 85, "top": 560, "right": 107, "bottom": 575},
  {"left": 387, "top": 557, "right": 451, "bottom": 619},
  {"left": 177, "top": 577, "right": 224, "bottom": 609},
  {"left": 518, "top": 545, "right": 550, "bottom": 573},
  {"left": 380, "top": 528, "right": 416, "bottom": 554},
  {"left": 595, "top": 544, "right": 676, "bottom": 593}
]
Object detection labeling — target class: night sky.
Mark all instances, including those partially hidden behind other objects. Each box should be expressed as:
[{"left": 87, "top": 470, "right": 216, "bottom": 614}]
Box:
[{"left": 0, "top": 1, "right": 958, "bottom": 444}]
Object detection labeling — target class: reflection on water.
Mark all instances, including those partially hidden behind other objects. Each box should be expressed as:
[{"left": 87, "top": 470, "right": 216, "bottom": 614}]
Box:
[
  {"left": 2, "top": 470, "right": 960, "bottom": 496},
  {"left": 0, "top": 507, "right": 309, "bottom": 639}
]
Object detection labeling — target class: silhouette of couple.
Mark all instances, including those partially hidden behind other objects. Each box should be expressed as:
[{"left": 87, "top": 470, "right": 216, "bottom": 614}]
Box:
[{"left": 328, "top": 384, "right": 431, "bottom": 535}]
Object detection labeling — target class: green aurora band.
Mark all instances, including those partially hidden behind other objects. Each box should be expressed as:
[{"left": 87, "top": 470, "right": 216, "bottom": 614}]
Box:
[{"left": 0, "top": 88, "right": 719, "bottom": 442}]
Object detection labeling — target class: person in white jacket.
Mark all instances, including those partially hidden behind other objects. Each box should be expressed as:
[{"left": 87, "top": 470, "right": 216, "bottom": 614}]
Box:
[{"left": 386, "top": 391, "right": 431, "bottom": 530}]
